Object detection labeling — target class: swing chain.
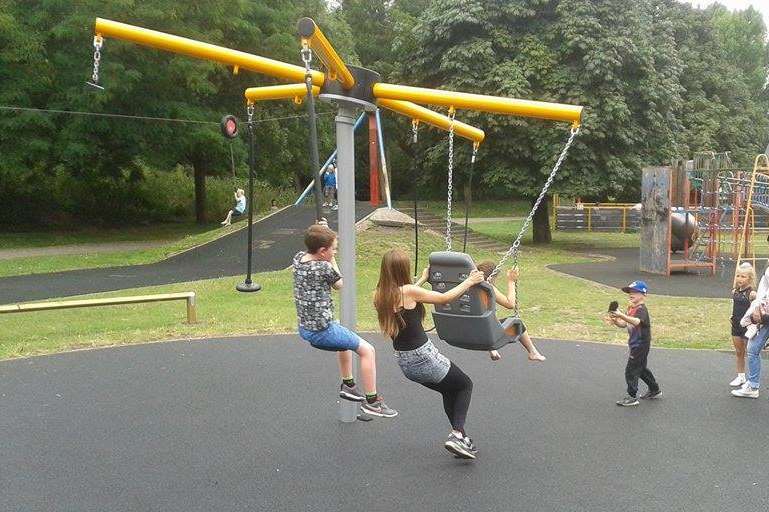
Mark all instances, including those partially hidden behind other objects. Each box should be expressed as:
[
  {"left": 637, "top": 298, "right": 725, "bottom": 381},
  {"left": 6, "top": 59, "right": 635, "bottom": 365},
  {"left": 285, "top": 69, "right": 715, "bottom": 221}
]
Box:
[
  {"left": 487, "top": 127, "right": 580, "bottom": 288},
  {"left": 445, "top": 109, "right": 456, "bottom": 251},
  {"left": 412, "top": 120, "right": 418, "bottom": 144},
  {"left": 246, "top": 104, "right": 255, "bottom": 149},
  {"left": 91, "top": 35, "right": 104, "bottom": 85},
  {"left": 301, "top": 41, "right": 312, "bottom": 69}
]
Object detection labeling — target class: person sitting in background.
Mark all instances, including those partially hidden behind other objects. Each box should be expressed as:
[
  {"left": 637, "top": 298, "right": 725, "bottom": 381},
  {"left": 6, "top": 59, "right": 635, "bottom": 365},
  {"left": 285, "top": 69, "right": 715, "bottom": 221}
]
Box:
[{"left": 221, "top": 188, "right": 246, "bottom": 226}]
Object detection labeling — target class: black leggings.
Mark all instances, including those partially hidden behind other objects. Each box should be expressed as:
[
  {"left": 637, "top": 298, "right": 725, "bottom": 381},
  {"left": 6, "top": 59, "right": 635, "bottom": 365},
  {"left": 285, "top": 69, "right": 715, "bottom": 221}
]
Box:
[{"left": 421, "top": 362, "right": 473, "bottom": 434}]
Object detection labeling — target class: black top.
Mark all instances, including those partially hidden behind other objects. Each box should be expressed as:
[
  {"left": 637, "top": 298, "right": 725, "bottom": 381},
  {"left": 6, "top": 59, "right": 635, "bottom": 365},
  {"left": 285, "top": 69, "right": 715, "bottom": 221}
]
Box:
[
  {"left": 392, "top": 304, "right": 428, "bottom": 351},
  {"left": 732, "top": 287, "right": 752, "bottom": 321},
  {"left": 627, "top": 304, "right": 651, "bottom": 349}
]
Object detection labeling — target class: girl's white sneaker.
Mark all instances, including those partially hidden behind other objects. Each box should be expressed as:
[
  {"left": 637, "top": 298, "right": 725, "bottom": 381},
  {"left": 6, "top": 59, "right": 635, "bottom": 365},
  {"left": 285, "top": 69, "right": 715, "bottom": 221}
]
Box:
[
  {"left": 729, "top": 374, "right": 746, "bottom": 387},
  {"left": 731, "top": 383, "right": 759, "bottom": 398}
]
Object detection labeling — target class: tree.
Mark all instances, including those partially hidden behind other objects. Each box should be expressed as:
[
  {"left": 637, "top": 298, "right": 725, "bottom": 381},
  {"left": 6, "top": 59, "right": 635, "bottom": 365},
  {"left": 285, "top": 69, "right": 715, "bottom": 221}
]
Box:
[
  {"left": 672, "top": 3, "right": 769, "bottom": 166},
  {"left": 397, "top": 0, "right": 685, "bottom": 243},
  {"left": 0, "top": 0, "right": 353, "bottom": 226}
]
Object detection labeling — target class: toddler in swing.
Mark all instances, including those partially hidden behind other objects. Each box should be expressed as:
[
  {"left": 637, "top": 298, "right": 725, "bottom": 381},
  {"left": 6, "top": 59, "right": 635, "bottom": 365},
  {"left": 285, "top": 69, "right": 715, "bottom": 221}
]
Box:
[
  {"left": 475, "top": 261, "right": 546, "bottom": 362},
  {"left": 418, "top": 259, "right": 545, "bottom": 362}
]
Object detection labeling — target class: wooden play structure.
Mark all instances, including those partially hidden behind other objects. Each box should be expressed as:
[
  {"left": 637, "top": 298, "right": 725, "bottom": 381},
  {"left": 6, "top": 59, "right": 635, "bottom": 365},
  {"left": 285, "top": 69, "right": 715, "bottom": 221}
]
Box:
[{"left": 640, "top": 153, "right": 769, "bottom": 277}]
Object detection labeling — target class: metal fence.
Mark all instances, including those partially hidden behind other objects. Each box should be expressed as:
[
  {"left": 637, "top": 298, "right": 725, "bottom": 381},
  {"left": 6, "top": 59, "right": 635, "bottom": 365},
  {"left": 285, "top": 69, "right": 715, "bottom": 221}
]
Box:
[{"left": 555, "top": 204, "right": 640, "bottom": 232}]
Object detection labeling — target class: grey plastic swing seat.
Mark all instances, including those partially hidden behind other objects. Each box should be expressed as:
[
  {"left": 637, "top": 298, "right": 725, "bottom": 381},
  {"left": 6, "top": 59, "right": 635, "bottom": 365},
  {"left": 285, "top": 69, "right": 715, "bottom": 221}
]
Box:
[{"left": 428, "top": 251, "right": 522, "bottom": 351}]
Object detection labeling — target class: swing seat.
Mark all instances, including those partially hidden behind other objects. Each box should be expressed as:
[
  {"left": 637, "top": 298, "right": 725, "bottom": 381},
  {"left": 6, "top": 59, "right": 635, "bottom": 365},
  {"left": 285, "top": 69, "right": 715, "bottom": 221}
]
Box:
[{"left": 428, "top": 251, "right": 521, "bottom": 351}]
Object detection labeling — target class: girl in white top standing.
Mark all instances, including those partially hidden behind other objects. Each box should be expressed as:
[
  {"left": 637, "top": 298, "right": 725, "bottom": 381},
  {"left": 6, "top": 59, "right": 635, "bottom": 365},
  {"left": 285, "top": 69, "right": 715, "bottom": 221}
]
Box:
[{"left": 729, "top": 262, "right": 756, "bottom": 387}]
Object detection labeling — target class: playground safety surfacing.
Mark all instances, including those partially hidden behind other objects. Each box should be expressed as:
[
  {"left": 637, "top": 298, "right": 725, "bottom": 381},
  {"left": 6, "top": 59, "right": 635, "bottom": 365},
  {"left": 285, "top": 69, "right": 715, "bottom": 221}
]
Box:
[
  {"left": 549, "top": 247, "right": 737, "bottom": 298},
  {"left": 2, "top": 334, "right": 768, "bottom": 511}
]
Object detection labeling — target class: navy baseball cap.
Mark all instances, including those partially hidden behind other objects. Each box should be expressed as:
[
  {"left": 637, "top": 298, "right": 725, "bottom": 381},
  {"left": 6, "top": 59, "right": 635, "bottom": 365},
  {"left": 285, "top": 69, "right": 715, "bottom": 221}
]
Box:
[{"left": 622, "top": 280, "right": 648, "bottom": 294}]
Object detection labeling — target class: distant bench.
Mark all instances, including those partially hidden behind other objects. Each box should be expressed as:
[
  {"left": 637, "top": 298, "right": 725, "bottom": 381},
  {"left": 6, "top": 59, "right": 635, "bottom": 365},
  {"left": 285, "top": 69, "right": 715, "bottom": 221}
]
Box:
[{"left": 0, "top": 292, "right": 197, "bottom": 323}]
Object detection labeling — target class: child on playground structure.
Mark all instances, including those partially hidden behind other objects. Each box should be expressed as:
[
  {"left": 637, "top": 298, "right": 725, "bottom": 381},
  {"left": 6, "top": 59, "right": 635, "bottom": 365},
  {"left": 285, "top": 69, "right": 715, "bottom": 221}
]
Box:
[
  {"left": 473, "top": 261, "right": 546, "bottom": 362},
  {"left": 322, "top": 164, "right": 337, "bottom": 210},
  {"left": 293, "top": 222, "right": 397, "bottom": 418},
  {"left": 374, "top": 248, "right": 483, "bottom": 459},
  {"left": 728, "top": 262, "right": 756, "bottom": 387},
  {"left": 607, "top": 280, "right": 661, "bottom": 406},
  {"left": 220, "top": 188, "right": 246, "bottom": 226}
]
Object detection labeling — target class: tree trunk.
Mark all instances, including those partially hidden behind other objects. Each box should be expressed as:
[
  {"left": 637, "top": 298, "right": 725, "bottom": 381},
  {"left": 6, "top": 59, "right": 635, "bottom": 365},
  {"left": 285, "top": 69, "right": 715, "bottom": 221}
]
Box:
[
  {"left": 294, "top": 171, "right": 304, "bottom": 193},
  {"left": 532, "top": 197, "right": 551, "bottom": 244},
  {"left": 194, "top": 163, "right": 206, "bottom": 224}
]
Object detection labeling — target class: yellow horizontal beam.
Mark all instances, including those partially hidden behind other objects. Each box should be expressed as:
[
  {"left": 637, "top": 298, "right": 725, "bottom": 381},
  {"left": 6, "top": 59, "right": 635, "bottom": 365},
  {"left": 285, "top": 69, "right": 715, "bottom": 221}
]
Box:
[
  {"left": 298, "top": 18, "right": 355, "bottom": 89},
  {"left": 95, "top": 18, "right": 325, "bottom": 87},
  {"left": 0, "top": 292, "right": 197, "bottom": 323},
  {"left": 245, "top": 83, "right": 320, "bottom": 104},
  {"left": 377, "top": 99, "right": 485, "bottom": 144},
  {"left": 374, "top": 83, "right": 582, "bottom": 126}
]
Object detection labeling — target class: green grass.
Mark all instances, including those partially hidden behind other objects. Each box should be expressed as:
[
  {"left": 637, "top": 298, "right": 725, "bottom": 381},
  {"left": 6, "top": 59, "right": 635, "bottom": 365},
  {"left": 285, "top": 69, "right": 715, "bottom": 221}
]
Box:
[
  {"left": 0, "top": 223, "right": 215, "bottom": 249},
  {"left": 0, "top": 215, "right": 269, "bottom": 278},
  {"left": 0, "top": 225, "right": 731, "bottom": 360},
  {"left": 471, "top": 220, "right": 641, "bottom": 250},
  {"left": 395, "top": 199, "right": 532, "bottom": 218}
]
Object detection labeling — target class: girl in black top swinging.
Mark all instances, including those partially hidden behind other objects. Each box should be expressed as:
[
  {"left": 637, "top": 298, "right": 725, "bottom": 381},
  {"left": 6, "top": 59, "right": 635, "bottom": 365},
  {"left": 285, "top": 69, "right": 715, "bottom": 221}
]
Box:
[{"left": 374, "top": 248, "right": 483, "bottom": 460}]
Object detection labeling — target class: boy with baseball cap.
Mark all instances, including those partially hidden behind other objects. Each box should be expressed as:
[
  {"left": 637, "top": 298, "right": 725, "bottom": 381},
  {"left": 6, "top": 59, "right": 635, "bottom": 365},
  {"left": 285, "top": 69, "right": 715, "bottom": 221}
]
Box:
[{"left": 608, "top": 280, "right": 662, "bottom": 406}]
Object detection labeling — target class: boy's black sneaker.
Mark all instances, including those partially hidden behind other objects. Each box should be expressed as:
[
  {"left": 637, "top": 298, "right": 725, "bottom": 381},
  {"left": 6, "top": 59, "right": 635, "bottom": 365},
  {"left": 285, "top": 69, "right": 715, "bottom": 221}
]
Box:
[
  {"left": 616, "top": 395, "right": 640, "bottom": 407},
  {"left": 339, "top": 383, "right": 366, "bottom": 402},
  {"left": 639, "top": 389, "right": 662, "bottom": 400}
]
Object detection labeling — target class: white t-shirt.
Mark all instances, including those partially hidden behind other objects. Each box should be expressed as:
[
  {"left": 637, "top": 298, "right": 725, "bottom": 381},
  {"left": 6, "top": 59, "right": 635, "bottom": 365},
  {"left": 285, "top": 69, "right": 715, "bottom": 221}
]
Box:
[{"left": 235, "top": 195, "right": 246, "bottom": 213}]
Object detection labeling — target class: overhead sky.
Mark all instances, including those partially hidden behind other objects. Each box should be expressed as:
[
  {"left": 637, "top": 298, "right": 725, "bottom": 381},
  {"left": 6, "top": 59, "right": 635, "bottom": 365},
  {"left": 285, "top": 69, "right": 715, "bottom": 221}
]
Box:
[{"left": 679, "top": 0, "right": 769, "bottom": 31}]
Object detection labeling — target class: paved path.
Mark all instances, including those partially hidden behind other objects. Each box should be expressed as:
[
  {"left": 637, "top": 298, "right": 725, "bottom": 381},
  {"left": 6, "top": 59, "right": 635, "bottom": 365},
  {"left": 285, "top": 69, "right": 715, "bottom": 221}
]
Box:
[
  {"left": 1, "top": 334, "right": 767, "bottom": 511},
  {"left": 0, "top": 241, "right": 170, "bottom": 260},
  {"left": 0, "top": 203, "right": 374, "bottom": 305},
  {"left": 549, "top": 247, "right": 733, "bottom": 298}
]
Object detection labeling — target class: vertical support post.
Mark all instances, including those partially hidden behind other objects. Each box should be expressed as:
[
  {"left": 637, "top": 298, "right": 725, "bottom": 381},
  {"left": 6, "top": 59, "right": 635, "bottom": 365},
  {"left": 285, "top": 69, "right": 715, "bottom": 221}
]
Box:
[
  {"left": 374, "top": 109, "right": 393, "bottom": 208},
  {"left": 622, "top": 207, "right": 627, "bottom": 233},
  {"left": 336, "top": 105, "right": 359, "bottom": 423},
  {"left": 186, "top": 294, "right": 197, "bottom": 323},
  {"left": 587, "top": 207, "right": 592, "bottom": 232},
  {"left": 368, "top": 113, "right": 380, "bottom": 206}
]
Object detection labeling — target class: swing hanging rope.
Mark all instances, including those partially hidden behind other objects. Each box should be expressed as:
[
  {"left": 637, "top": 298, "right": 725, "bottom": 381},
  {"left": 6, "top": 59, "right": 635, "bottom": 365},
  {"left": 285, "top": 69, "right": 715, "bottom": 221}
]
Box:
[
  {"left": 463, "top": 143, "right": 479, "bottom": 253},
  {"left": 445, "top": 108, "right": 456, "bottom": 250},
  {"left": 412, "top": 120, "right": 420, "bottom": 276},
  {"left": 440, "top": 121, "right": 578, "bottom": 314},
  {"left": 486, "top": 126, "right": 580, "bottom": 314},
  {"left": 301, "top": 41, "right": 325, "bottom": 223}
]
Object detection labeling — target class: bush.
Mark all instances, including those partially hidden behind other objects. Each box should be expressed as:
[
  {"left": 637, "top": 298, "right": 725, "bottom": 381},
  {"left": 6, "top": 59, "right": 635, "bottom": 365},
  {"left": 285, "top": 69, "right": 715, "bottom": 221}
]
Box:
[{"left": 0, "top": 163, "right": 293, "bottom": 229}]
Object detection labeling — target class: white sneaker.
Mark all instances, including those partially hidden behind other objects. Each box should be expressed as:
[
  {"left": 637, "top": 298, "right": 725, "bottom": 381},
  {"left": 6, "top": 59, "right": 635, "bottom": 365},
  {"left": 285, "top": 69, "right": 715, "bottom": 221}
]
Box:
[
  {"left": 731, "top": 383, "right": 759, "bottom": 398},
  {"left": 444, "top": 432, "right": 476, "bottom": 459},
  {"left": 729, "top": 374, "right": 746, "bottom": 387}
]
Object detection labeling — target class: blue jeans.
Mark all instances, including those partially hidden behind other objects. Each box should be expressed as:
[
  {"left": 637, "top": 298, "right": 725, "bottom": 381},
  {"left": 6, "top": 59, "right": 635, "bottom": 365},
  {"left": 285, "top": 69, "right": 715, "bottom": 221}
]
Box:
[
  {"left": 746, "top": 324, "right": 769, "bottom": 388},
  {"left": 298, "top": 322, "right": 362, "bottom": 352}
]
